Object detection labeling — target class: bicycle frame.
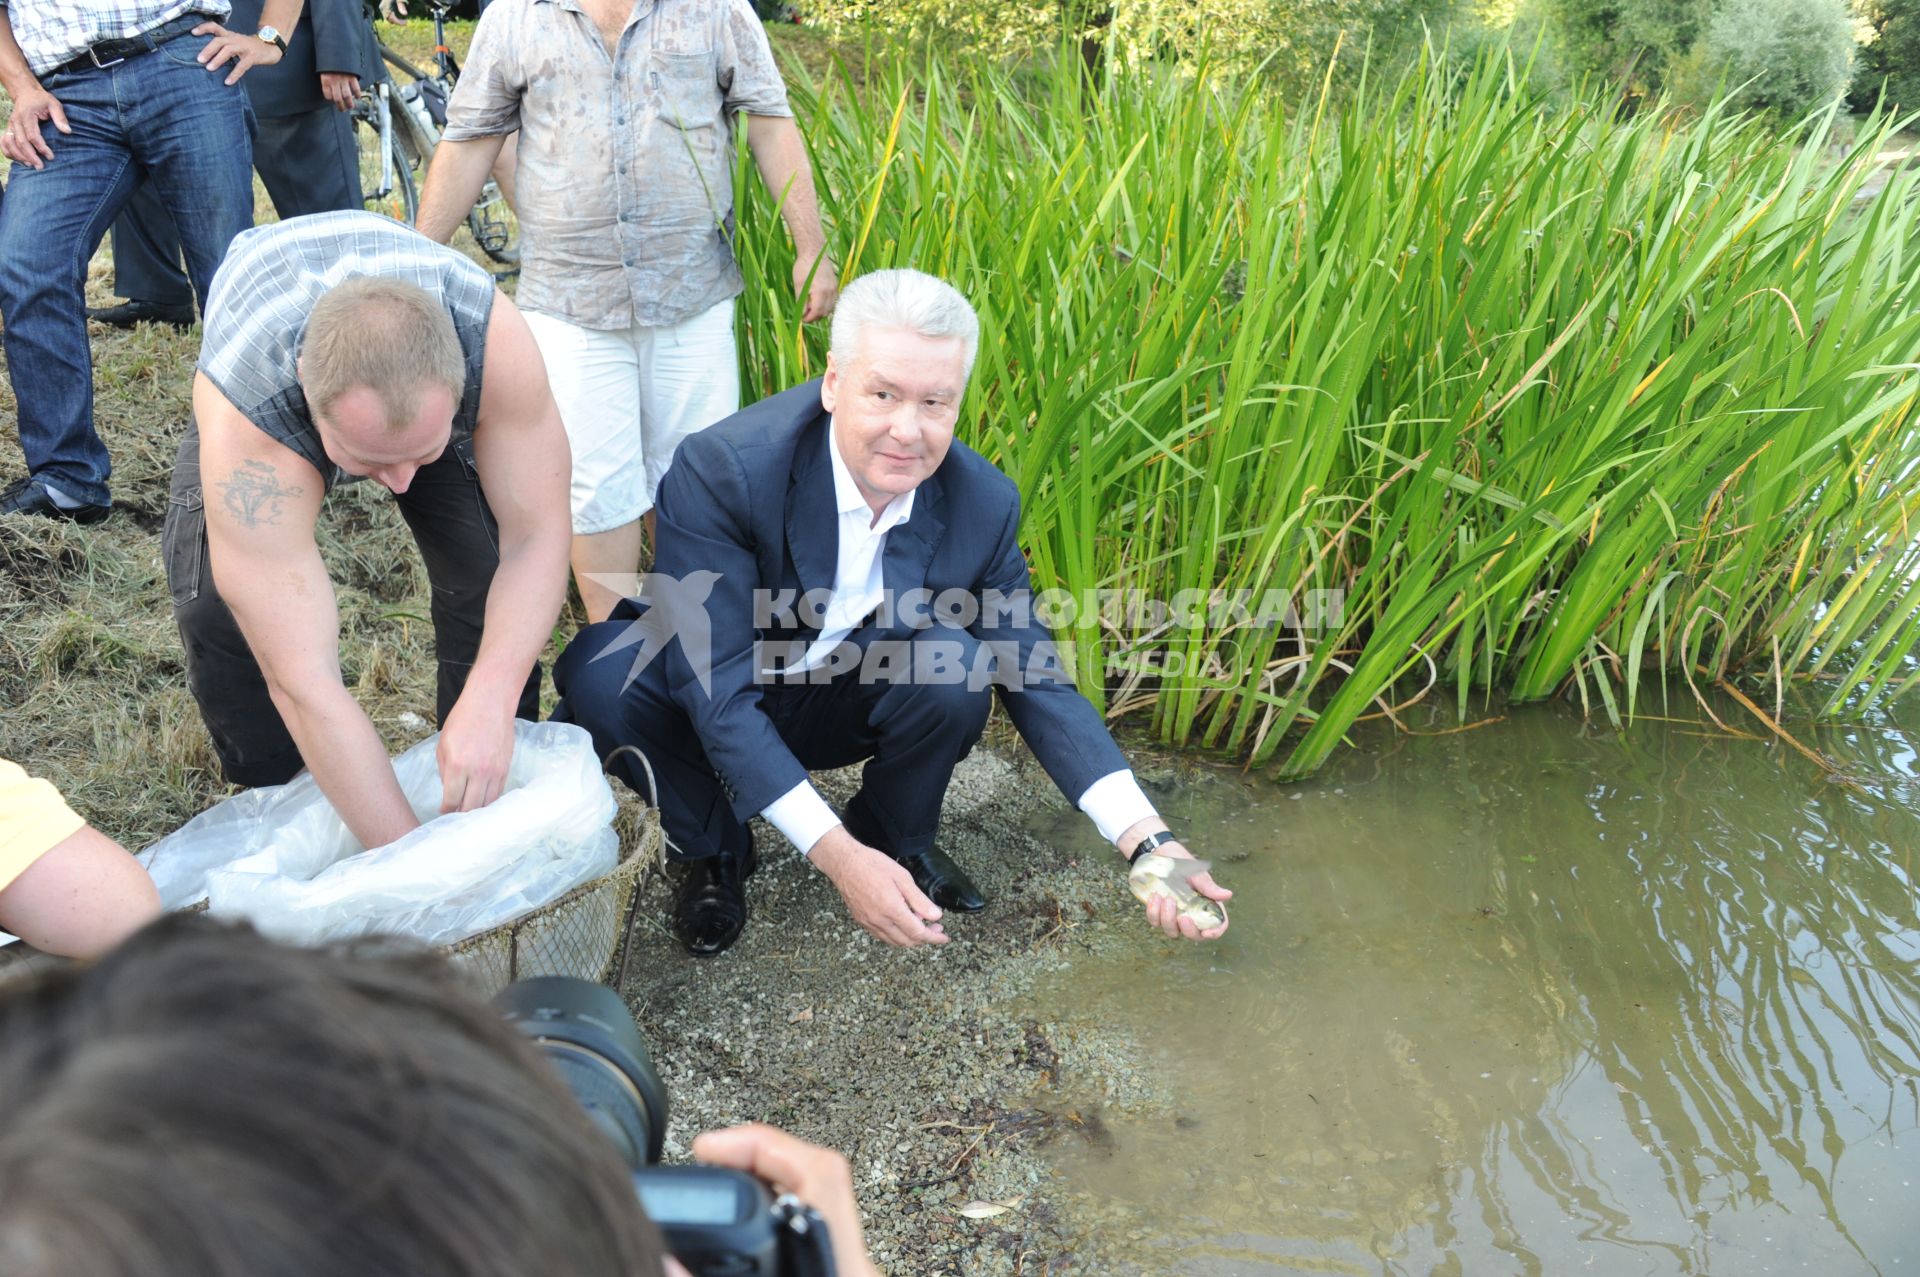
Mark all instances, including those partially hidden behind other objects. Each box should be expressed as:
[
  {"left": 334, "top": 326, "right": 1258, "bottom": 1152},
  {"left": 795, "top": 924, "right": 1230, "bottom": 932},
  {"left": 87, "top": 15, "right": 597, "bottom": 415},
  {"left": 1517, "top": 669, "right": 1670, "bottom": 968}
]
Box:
[
  {"left": 358, "top": 3, "right": 518, "bottom": 264},
  {"left": 427, "top": 1, "right": 460, "bottom": 81}
]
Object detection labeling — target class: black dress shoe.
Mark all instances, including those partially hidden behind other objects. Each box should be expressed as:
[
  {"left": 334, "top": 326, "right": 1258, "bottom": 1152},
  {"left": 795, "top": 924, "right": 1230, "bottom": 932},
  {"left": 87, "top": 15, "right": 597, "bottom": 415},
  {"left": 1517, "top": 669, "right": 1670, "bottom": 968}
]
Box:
[
  {"left": 895, "top": 848, "right": 986, "bottom": 913},
  {"left": 0, "top": 478, "right": 111, "bottom": 525},
  {"left": 87, "top": 299, "right": 195, "bottom": 330},
  {"left": 672, "top": 835, "right": 758, "bottom": 957}
]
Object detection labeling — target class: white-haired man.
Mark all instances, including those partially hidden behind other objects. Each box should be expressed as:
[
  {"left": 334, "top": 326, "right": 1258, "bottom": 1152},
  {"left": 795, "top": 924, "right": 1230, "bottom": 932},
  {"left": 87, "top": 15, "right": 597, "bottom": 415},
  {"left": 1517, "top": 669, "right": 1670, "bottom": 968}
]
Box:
[
  {"left": 165, "top": 211, "right": 573, "bottom": 851},
  {"left": 552, "top": 269, "right": 1231, "bottom": 957}
]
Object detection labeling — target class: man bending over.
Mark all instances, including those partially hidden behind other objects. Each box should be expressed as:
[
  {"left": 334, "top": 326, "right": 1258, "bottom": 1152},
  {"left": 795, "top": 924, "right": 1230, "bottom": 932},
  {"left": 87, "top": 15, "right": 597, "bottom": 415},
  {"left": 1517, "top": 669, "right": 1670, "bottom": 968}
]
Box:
[{"left": 165, "top": 211, "right": 573, "bottom": 850}]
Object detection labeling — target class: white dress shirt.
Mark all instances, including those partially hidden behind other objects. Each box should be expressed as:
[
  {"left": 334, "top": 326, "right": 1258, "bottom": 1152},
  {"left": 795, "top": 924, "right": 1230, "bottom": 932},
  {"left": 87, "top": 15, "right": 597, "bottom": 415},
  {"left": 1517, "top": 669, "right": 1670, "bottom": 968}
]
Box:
[{"left": 761, "top": 427, "right": 1160, "bottom": 862}]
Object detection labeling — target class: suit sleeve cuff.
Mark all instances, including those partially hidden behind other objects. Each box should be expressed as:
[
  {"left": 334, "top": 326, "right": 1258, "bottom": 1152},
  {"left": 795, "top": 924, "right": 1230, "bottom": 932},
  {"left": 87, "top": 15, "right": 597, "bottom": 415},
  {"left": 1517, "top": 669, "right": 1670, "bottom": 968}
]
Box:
[
  {"left": 1077, "top": 770, "right": 1158, "bottom": 846},
  {"left": 760, "top": 781, "right": 840, "bottom": 860}
]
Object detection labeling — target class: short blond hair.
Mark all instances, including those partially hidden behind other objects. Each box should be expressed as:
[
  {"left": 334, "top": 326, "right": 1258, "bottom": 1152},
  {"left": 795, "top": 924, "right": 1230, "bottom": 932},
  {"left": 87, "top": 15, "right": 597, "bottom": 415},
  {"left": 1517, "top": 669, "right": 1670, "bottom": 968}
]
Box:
[{"left": 300, "top": 276, "right": 466, "bottom": 429}]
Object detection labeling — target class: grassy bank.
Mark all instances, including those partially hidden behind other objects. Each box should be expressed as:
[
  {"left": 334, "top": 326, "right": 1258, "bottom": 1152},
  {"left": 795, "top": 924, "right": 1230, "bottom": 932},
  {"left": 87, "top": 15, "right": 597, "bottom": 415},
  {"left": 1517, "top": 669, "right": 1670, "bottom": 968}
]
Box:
[
  {"left": 6, "top": 36, "right": 1920, "bottom": 834},
  {"left": 732, "top": 48, "right": 1920, "bottom": 776}
]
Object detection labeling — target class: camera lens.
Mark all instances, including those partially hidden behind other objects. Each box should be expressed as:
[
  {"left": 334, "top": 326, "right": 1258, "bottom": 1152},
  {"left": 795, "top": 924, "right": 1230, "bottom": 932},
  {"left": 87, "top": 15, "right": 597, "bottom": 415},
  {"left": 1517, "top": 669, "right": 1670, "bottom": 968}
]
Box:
[{"left": 494, "top": 977, "right": 668, "bottom": 1168}]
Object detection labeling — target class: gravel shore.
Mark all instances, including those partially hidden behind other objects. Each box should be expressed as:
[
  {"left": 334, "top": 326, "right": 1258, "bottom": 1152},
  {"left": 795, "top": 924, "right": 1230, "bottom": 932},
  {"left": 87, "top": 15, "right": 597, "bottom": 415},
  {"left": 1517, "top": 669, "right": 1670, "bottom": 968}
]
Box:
[{"left": 618, "top": 743, "right": 1181, "bottom": 1276}]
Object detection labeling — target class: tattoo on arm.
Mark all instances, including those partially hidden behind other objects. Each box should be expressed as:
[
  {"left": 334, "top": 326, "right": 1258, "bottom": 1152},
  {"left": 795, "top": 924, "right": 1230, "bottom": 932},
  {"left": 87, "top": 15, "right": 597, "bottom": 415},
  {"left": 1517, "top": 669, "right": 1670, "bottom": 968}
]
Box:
[{"left": 218, "top": 459, "right": 305, "bottom": 528}]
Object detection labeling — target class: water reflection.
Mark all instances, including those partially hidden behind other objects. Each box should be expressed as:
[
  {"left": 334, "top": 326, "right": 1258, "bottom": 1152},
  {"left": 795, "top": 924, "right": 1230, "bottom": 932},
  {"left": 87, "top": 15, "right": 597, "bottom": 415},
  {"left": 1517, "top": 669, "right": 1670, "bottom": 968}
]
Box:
[{"left": 1033, "top": 698, "right": 1920, "bottom": 1275}]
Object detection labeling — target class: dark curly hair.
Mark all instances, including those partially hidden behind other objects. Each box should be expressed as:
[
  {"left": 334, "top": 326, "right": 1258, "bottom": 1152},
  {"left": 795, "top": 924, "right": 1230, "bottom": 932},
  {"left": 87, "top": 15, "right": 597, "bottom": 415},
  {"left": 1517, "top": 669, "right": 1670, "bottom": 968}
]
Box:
[{"left": 0, "top": 914, "right": 667, "bottom": 1277}]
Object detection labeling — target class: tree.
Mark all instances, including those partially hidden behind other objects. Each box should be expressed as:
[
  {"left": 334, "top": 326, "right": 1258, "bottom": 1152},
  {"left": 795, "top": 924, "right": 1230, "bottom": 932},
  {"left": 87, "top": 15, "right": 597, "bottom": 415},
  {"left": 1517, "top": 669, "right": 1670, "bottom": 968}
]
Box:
[
  {"left": 1851, "top": 0, "right": 1920, "bottom": 113},
  {"left": 1690, "top": 0, "right": 1855, "bottom": 113},
  {"left": 799, "top": 0, "right": 1468, "bottom": 86},
  {"left": 1533, "top": 0, "right": 1709, "bottom": 101}
]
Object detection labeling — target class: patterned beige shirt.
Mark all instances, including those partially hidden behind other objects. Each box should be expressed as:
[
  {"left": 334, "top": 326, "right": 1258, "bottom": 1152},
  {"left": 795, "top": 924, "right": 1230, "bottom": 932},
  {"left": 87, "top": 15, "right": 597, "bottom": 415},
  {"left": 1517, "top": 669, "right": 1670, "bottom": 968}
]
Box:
[{"left": 443, "top": 0, "right": 791, "bottom": 330}]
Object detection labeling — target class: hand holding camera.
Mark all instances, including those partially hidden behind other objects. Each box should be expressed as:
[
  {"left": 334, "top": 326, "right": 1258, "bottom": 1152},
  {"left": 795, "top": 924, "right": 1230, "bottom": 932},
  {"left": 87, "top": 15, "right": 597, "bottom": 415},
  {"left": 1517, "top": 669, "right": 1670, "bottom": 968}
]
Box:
[
  {"left": 689, "top": 1125, "right": 880, "bottom": 1277},
  {"left": 498, "top": 977, "right": 872, "bottom": 1277}
]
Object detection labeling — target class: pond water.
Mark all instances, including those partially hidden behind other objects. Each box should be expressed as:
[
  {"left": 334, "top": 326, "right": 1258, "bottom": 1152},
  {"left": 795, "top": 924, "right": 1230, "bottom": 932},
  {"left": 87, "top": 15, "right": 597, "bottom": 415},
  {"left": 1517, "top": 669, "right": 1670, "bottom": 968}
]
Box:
[{"left": 1029, "top": 696, "right": 1920, "bottom": 1275}]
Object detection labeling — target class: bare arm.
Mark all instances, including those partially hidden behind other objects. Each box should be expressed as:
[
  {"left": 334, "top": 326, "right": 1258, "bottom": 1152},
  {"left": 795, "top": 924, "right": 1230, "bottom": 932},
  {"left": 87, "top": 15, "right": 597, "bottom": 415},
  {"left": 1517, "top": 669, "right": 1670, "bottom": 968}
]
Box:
[
  {"left": 744, "top": 113, "right": 837, "bottom": 322},
  {"left": 0, "top": 8, "right": 38, "bottom": 99},
  {"left": 194, "top": 373, "right": 422, "bottom": 849},
  {"left": 431, "top": 293, "right": 572, "bottom": 808},
  {"left": 0, "top": 10, "right": 70, "bottom": 169},
  {"left": 417, "top": 134, "right": 510, "bottom": 244},
  {"left": 468, "top": 294, "right": 572, "bottom": 693},
  {"left": 0, "top": 825, "right": 160, "bottom": 959}
]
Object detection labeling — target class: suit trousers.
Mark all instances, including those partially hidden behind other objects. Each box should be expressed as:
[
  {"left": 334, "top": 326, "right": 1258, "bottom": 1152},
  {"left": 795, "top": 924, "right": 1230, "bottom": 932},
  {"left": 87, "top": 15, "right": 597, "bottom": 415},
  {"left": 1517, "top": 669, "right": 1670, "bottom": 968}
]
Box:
[
  {"left": 111, "top": 106, "right": 362, "bottom": 307},
  {"left": 552, "top": 623, "right": 995, "bottom": 863},
  {"left": 164, "top": 427, "right": 541, "bottom": 787}
]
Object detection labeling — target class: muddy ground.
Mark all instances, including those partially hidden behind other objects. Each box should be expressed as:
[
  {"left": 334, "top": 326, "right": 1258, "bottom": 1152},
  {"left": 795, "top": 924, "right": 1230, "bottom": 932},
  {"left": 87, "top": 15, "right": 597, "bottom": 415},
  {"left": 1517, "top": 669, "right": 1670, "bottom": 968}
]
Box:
[{"left": 618, "top": 745, "right": 1192, "bottom": 1276}]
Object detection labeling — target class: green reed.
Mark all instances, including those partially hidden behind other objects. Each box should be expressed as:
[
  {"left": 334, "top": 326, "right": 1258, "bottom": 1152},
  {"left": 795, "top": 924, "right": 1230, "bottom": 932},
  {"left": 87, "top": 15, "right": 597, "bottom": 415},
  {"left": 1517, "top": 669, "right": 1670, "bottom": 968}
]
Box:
[{"left": 730, "top": 42, "right": 1920, "bottom": 777}]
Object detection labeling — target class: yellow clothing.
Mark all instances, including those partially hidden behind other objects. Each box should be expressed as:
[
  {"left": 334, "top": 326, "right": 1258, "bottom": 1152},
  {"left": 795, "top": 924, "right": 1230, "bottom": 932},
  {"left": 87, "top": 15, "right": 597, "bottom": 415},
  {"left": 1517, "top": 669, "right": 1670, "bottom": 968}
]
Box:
[{"left": 0, "top": 759, "right": 86, "bottom": 893}]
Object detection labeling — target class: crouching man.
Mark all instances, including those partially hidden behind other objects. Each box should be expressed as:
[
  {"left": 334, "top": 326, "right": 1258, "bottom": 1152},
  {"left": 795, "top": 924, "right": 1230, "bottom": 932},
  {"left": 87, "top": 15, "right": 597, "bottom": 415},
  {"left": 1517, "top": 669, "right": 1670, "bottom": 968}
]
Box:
[
  {"left": 165, "top": 211, "right": 572, "bottom": 851},
  {"left": 553, "top": 269, "right": 1231, "bottom": 956}
]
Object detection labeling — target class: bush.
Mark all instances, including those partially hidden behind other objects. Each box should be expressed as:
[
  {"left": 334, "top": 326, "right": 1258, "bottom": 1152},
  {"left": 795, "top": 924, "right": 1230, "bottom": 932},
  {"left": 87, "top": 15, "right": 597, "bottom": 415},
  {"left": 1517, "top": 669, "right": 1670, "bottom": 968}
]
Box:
[
  {"left": 1850, "top": 0, "right": 1920, "bottom": 113},
  {"left": 798, "top": 0, "right": 1470, "bottom": 86},
  {"left": 1687, "top": 0, "right": 1855, "bottom": 112},
  {"left": 1529, "top": 0, "right": 1708, "bottom": 100}
]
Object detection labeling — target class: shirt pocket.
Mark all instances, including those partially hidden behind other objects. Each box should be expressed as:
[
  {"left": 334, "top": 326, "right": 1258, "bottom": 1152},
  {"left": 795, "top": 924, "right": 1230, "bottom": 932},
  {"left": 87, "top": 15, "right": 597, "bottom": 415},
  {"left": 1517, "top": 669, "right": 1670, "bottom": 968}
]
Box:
[{"left": 652, "top": 50, "right": 717, "bottom": 131}]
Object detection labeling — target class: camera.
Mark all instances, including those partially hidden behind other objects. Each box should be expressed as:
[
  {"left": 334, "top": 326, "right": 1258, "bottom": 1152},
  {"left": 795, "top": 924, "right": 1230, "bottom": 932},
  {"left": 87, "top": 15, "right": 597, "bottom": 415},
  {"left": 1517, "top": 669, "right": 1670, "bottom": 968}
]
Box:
[{"left": 495, "top": 977, "right": 837, "bottom": 1277}]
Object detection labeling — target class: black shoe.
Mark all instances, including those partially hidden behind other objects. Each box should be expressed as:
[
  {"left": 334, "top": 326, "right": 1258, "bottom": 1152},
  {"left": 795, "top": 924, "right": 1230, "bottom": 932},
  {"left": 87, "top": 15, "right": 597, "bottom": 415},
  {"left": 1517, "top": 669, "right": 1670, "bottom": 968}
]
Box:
[
  {"left": 895, "top": 848, "right": 986, "bottom": 913},
  {"left": 87, "top": 299, "right": 194, "bottom": 330},
  {"left": 0, "top": 478, "right": 111, "bottom": 525},
  {"left": 672, "top": 835, "right": 758, "bottom": 957}
]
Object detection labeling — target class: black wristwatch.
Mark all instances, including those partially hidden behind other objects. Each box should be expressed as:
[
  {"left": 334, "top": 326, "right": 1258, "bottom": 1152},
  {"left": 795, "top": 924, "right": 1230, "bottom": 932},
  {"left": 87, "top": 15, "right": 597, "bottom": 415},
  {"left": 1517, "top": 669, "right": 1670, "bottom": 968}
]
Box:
[
  {"left": 1127, "top": 829, "right": 1179, "bottom": 866},
  {"left": 256, "top": 25, "right": 286, "bottom": 54}
]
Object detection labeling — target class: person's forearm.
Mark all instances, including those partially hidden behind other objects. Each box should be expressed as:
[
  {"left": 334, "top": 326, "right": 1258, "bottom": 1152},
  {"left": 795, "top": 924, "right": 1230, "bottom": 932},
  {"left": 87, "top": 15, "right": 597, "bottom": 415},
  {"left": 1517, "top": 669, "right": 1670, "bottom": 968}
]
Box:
[
  {"left": 0, "top": 11, "right": 44, "bottom": 100},
  {"left": 746, "top": 114, "right": 826, "bottom": 258},
  {"left": 418, "top": 135, "right": 509, "bottom": 243},
  {"left": 460, "top": 525, "right": 569, "bottom": 718},
  {"left": 271, "top": 679, "right": 421, "bottom": 849}
]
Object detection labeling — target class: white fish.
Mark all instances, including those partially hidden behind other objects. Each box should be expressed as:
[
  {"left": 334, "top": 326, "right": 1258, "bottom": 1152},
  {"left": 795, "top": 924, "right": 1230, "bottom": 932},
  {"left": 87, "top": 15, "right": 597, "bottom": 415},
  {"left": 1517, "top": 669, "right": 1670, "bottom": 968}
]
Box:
[{"left": 1128, "top": 853, "right": 1227, "bottom": 930}]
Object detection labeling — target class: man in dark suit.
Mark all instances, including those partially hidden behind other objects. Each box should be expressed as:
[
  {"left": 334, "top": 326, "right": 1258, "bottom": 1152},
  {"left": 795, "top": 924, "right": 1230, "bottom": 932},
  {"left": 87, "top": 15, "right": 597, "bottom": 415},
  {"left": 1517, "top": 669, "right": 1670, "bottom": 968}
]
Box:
[
  {"left": 89, "top": 0, "right": 375, "bottom": 329},
  {"left": 553, "top": 269, "right": 1231, "bottom": 956}
]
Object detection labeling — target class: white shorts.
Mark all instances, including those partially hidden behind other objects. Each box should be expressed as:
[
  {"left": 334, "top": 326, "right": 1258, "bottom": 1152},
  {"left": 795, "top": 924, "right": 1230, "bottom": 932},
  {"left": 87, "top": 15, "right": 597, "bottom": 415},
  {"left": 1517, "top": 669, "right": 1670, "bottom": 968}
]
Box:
[{"left": 522, "top": 299, "right": 741, "bottom": 534}]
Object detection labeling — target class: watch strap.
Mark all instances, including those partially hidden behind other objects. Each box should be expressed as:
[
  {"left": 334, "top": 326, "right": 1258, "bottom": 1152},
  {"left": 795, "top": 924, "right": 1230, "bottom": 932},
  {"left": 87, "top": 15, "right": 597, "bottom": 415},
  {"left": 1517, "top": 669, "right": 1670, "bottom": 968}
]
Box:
[{"left": 1127, "top": 829, "right": 1178, "bottom": 866}]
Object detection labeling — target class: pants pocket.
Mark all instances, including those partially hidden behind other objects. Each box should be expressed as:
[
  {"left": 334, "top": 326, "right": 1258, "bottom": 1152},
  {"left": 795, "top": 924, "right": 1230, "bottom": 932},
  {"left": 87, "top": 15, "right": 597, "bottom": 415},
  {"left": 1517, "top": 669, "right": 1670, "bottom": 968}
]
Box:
[
  {"left": 157, "top": 33, "right": 217, "bottom": 67},
  {"left": 163, "top": 484, "right": 206, "bottom": 609}
]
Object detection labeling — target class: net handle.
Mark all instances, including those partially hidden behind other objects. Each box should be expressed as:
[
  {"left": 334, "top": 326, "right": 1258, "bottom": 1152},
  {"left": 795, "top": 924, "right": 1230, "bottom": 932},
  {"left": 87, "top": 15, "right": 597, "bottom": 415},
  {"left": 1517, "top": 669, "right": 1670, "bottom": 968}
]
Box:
[
  {"left": 603, "top": 744, "right": 660, "bottom": 811},
  {"left": 602, "top": 744, "right": 667, "bottom": 995}
]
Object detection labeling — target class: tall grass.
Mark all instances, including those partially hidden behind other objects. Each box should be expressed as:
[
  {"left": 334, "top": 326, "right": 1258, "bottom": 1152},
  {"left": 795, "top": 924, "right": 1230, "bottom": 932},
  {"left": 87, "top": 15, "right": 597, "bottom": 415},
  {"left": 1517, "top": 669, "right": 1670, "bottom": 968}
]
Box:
[{"left": 731, "top": 42, "right": 1920, "bottom": 777}]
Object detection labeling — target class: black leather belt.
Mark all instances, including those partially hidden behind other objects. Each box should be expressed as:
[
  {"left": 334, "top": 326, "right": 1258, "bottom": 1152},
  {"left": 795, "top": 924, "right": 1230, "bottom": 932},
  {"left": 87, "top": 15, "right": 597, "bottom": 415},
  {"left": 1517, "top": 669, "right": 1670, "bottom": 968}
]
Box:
[{"left": 49, "top": 13, "right": 213, "bottom": 77}]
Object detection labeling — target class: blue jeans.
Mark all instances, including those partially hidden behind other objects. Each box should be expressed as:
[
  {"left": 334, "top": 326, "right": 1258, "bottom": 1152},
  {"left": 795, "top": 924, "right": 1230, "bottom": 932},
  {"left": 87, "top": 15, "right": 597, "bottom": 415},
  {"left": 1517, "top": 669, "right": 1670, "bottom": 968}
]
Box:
[{"left": 0, "top": 30, "right": 254, "bottom": 506}]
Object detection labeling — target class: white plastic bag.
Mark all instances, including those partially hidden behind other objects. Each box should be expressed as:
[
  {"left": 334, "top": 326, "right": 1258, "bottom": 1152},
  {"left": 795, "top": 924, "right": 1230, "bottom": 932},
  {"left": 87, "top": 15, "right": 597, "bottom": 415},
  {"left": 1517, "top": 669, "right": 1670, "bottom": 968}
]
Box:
[{"left": 138, "top": 720, "right": 619, "bottom": 947}]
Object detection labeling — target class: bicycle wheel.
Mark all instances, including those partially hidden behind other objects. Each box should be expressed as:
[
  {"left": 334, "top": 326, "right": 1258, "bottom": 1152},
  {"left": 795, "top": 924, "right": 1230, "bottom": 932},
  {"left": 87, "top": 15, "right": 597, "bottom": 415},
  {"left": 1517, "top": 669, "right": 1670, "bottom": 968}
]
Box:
[
  {"left": 353, "top": 87, "right": 419, "bottom": 224},
  {"left": 466, "top": 181, "right": 518, "bottom": 265}
]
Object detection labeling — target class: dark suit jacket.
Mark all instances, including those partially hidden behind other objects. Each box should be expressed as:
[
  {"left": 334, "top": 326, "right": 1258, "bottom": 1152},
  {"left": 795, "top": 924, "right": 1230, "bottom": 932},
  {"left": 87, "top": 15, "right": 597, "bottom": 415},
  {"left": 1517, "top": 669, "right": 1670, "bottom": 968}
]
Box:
[
  {"left": 230, "top": 0, "right": 377, "bottom": 117},
  {"left": 643, "top": 379, "right": 1129, "bottom": 823}
]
